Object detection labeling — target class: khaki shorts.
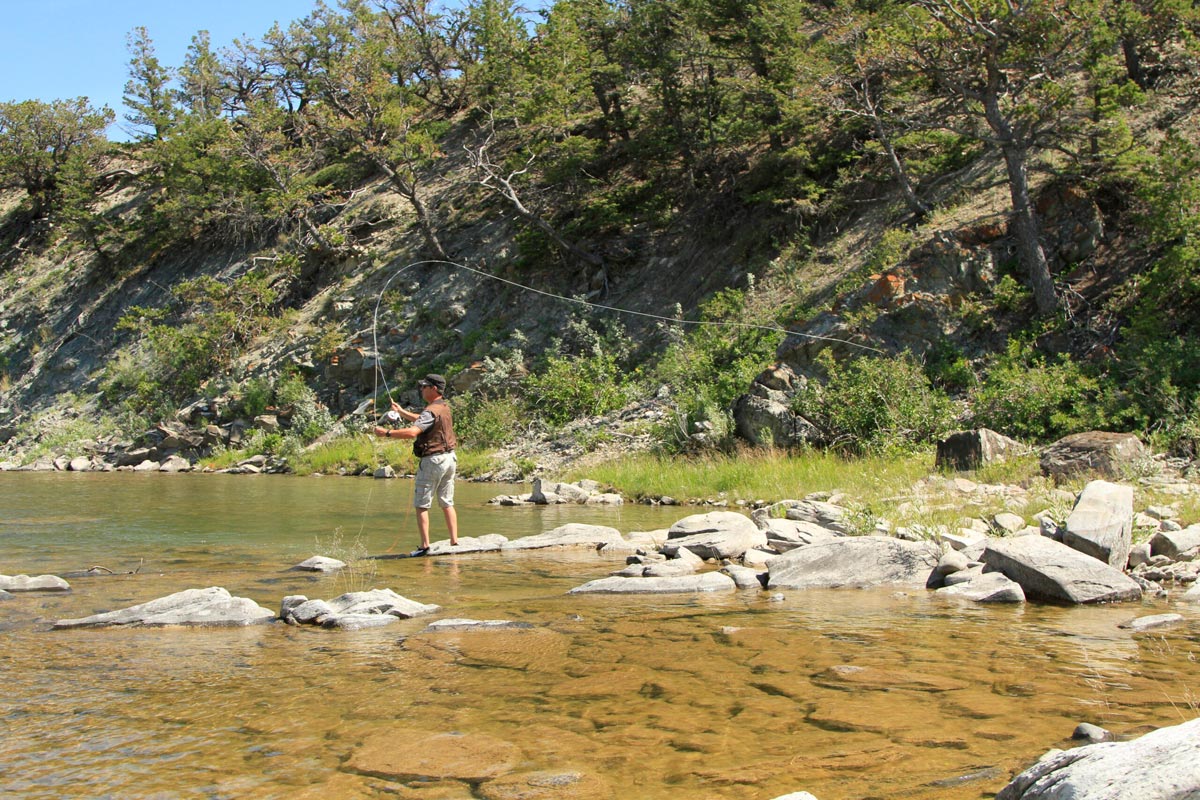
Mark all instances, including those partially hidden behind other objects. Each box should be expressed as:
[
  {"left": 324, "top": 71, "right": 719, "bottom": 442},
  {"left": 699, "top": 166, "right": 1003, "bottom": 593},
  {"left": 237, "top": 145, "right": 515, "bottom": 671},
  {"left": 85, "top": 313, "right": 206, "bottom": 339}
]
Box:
[{"left": 413, "top": 452, "right": 457, "bottom": 509}]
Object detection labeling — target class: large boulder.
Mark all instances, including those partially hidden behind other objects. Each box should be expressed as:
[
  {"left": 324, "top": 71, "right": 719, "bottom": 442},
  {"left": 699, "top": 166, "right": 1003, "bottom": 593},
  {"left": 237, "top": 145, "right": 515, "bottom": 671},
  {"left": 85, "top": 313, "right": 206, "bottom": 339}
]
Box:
[
  {"left": 982, "top": 536, "right": 1141, "bottom": 604},
  {"left": 996, "top": 717, "right": 1200, "bottom": 800},
  {"left": 0, "top": 574, "right": 71, "bottom": 592},
  {"left": 731, "top": 392, "right": 817, "bottom": 448},
  {"left": 53, "top": 587, "right": 275, "bottom": 628},
  {"left": 568, "top": 572, "right": 737, "bottom": 594},
  {"left": 1149, "top": 524, "right": 1200, "bottom": 559},
  {"left": 666, "top": 511, "right": 767, "bottom": 560},
  {"left": 1062, "top": 480, "right": 1133, "bottom": 569},
  {"left": 502, "top": 523, "right": 625, "bottom": 551},
  {"left": 936, "top": 429, "right": 1026, "bottom": 471},
  {"left": 766, "top": 536, "right": 939, "bottom": 590},
  {"left": 1040, "top": 431, "right": 1147, "bottom": 479}
]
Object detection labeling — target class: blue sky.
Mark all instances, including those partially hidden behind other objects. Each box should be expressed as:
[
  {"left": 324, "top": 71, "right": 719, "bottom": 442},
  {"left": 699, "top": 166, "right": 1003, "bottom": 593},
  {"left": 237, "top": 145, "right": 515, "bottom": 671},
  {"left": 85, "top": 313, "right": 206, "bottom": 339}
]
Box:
[{"left": 0, "top": 0, "right": 316, "bottom": 139}]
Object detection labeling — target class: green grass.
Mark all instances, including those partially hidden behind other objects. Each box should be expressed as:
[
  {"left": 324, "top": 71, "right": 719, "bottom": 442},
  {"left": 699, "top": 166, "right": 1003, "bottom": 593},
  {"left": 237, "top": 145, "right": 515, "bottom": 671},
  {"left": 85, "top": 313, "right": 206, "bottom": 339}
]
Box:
[
  {"left": 565, "top": 447, "right": 936, "bottom": 506},
  {"left": 290, "top": 435, "right": 501, "bottom": 478}
]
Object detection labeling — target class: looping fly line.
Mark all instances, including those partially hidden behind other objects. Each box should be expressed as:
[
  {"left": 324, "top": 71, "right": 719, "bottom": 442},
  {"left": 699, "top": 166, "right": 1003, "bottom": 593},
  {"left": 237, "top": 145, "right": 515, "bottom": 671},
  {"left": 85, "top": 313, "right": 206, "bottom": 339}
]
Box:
[{"left": 369, "top": 258, "right": 881, "bottom": 414}]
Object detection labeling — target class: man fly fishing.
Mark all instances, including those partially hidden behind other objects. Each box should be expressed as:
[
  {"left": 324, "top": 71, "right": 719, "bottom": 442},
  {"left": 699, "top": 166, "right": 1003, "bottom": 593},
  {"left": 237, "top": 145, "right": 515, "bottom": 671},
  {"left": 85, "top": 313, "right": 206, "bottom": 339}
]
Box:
[{"left": 374, "top": 373, "right": 459, "bottom": 556}]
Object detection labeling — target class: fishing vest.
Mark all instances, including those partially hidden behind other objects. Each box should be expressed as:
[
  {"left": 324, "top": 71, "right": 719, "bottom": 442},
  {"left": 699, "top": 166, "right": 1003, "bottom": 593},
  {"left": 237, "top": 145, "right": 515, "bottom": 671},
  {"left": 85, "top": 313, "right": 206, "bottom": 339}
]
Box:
[{"left": 413, "top": 399, "right": 457, "bottom": 458}]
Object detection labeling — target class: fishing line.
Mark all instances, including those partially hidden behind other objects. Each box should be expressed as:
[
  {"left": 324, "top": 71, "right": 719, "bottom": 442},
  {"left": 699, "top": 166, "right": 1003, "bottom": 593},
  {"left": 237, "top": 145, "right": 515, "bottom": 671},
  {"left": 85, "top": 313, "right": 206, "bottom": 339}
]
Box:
[
  {"left": 370, "top": 260, "right": 883, "bottom": 382},
  {"left": 357, "top": 257, "right": 880, "bottom": 552}
]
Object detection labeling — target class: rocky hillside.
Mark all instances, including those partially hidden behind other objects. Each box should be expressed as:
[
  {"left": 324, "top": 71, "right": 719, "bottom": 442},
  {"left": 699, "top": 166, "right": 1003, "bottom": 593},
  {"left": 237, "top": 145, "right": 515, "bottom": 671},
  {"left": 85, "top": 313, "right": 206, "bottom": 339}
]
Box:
[{"left": 2, "top": 0, "right": 1199, "bottom": 474}]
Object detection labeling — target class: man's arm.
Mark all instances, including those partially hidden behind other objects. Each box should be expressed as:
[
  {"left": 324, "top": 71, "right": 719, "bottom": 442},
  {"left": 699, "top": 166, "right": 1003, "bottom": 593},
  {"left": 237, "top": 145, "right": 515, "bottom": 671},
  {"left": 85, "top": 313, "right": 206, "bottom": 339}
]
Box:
[{"left": 390, "top": 399, "right": 420, "bottom": 422}]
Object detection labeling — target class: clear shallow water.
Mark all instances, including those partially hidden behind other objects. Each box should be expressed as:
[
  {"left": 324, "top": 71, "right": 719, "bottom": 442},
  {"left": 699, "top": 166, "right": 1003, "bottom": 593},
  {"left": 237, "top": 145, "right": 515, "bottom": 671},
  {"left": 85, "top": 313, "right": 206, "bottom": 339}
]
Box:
[{"left": 2, "top": 472, "right": 1198, "bottom": 799}]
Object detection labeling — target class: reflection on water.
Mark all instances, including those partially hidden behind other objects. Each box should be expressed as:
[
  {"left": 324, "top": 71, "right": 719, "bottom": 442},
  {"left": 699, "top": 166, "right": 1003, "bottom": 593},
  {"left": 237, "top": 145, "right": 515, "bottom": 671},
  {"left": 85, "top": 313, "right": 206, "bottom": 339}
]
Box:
[{"left": 2, "top": 472, "right": 1198, "bottom": 799}]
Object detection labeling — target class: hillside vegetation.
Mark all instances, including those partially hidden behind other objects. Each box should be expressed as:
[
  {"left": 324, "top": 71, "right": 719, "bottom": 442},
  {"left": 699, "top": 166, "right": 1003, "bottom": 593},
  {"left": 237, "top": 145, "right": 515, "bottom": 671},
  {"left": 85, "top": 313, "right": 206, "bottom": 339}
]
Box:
[{"left": 1, "top": 0, "right": 1199, "bottom": 476}]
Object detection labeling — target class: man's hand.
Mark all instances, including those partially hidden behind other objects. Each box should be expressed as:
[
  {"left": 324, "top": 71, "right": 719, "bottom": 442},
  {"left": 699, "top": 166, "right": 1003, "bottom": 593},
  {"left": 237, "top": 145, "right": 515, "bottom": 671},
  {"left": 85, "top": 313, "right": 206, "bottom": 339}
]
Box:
[{"left": 373, "top": 426, "right": 388, "bottom": 437}]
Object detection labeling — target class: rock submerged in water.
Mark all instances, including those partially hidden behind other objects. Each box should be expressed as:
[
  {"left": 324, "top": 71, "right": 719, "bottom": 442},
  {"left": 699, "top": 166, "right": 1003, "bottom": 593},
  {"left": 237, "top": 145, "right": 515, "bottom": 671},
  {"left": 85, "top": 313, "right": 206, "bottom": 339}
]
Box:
[
  {"left": 568, "top": 572, "right": 737, "bottom": 594},
  {"left": 996, "top": 717, "right": 1200, "bottom": 800},
  {"left": 346, "top": 729, "right": 521, "bottom": 783},
  {"left": 52, "top": 587, "right": 275, "bottom": 628}
]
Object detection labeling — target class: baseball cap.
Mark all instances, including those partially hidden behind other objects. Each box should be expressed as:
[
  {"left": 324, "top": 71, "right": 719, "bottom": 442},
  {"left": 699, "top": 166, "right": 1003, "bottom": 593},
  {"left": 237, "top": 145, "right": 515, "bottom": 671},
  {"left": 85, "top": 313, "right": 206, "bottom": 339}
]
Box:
[{"left": 417, "top": 373, "right": 447, "bottom": 391}]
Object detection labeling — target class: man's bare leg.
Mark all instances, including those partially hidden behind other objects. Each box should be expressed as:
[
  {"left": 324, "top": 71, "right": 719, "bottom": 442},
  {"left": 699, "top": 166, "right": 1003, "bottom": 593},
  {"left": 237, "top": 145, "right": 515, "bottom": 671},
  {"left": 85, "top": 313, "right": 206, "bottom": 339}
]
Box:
[
  {"left": 443, "top": 505, "right": 458, "bottom": 545},
  {"left": 415, "top": 508, "right": 431, "bottom": 549}
]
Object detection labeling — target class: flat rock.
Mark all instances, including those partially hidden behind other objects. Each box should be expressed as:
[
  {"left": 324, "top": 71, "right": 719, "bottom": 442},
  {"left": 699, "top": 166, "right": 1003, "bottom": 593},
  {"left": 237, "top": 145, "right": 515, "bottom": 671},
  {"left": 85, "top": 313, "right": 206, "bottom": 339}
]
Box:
[
  {"left": 291, "top": 556, "right": 347, "bottom": 572},
  {"left": 503, "top": 523, "right": 624, "bottom": 551},
  {"left": 767, "top": 536, "right": 939, "bottom": 590},
  {"left": 1063, "top": 480, "right": 1133, "bottom": 569},
  {"left": 568, "top": 572, "right": 737, "bottom": 594},
  {"left": 783, "top": 500, "right": 850, "bottom": 533},
  {"left": 764, "top": 518, "right": 843, "bottom": 552},
  {"left": 1118, "top": 613, "right": 1183, "bottom": 632},
  {"left": 813, "top": 663, "right": 970, "bottom": 693},
  {"left": 53, "top": 587, "right": 275, "bottom": 628},
  {"left": 996, "top": 717, "right": 1200, "bottom": 800},
  {"left": 668, "top": 510, "right": 759, "bottom": 537},
  {"left": 531, "top": 479, "right": 593, "bottom": 504},
  {"left": 982, "top": 536, "right": 1142, "bottom": 604},
  {"left": 347, "top": 730, "right": 522, "bottom": 783},
  {"left": 0, "top": 589, "right": 14, "bottom": 601},
  {"left": 0, "top": 574, "right": 71, "bottom": 592},
  {"left": 422, "top": 618, "right": 535, "bottom": 632},
  {"left": 935, "top": 572, "right": 1025, "bottom": 603},
  {"left": 429, "top": 534, "right": 509, "bottom": 555}
]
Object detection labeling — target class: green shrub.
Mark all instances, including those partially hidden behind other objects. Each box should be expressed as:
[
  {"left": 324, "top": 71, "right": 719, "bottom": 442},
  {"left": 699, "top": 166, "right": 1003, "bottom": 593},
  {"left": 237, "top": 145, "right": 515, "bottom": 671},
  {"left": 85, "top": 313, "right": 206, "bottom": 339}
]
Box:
[
  {"left": 653, "top": 288, "right": 782, "bottom": 414},
  {"left": 791, "top": 351, "right": 956, "bottom": 454},
  {"left": 525, "top": 350, "right": 630, "bottom": 427},
  {"left": 969, "top": 338, "right": 1100, "bottom": 441},
  {"left": 454, "top": 395, "right": 525, "bottom": 448}
]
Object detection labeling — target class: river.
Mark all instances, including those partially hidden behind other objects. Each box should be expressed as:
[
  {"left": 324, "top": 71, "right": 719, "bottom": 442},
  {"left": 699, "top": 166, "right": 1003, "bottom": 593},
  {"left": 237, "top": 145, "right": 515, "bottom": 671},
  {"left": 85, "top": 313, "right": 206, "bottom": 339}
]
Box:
[{"left": 1, "top": 472, "right": 1197, "bottom": 799}]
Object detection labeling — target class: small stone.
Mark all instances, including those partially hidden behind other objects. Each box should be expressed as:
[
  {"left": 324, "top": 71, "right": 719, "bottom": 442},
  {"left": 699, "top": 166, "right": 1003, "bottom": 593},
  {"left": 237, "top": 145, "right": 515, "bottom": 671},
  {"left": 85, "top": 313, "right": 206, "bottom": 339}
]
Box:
[{"left": 1072, "top": 722, "right": 1113, "bottom": 743}]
